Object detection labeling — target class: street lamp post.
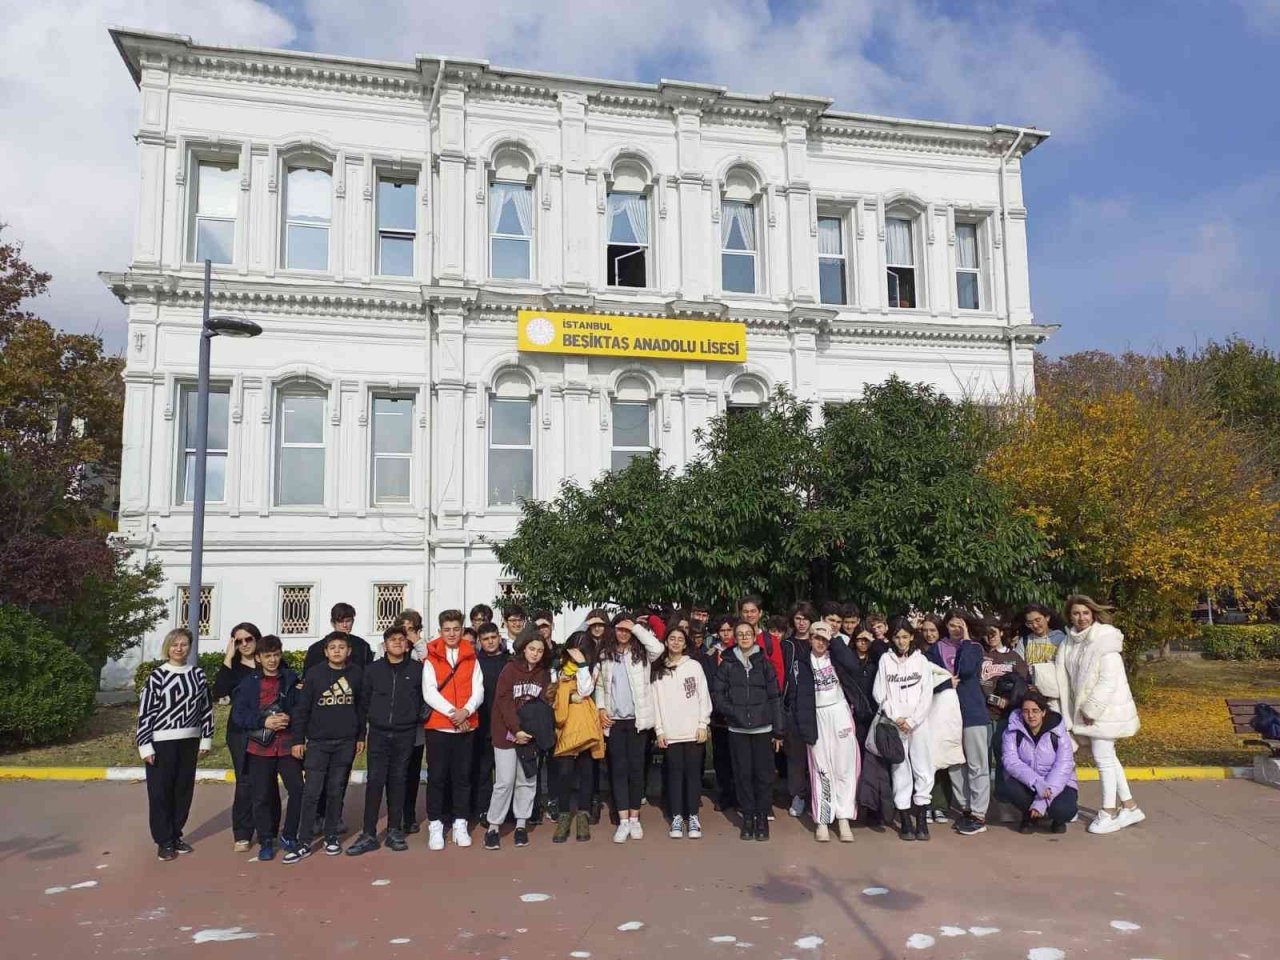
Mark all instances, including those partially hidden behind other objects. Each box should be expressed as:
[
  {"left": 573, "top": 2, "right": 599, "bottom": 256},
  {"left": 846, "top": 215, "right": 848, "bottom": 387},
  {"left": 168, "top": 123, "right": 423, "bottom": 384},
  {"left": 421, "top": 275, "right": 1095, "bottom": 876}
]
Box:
[{"left": 187, "top": 259, "right": 262, "bottom": 661}]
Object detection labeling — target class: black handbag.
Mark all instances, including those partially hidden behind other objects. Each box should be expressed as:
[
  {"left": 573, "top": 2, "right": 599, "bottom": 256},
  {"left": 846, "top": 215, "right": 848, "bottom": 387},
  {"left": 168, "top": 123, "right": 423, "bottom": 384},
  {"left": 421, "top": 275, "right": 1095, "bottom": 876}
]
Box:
[
  {"left": 865, "top": 708, "right": 906, "bottom": 765},
  {"left": 247, "top": 691, "right": 286, "bottom": 747}
]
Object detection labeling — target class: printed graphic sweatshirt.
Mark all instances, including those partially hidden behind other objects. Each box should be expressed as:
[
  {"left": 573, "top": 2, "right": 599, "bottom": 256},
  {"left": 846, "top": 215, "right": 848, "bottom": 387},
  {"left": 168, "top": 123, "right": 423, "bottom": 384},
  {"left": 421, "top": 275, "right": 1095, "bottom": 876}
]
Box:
[
  {"left": 292, "top": 662, "right": 366, "bottom": 743},
  {"left": 136, "top": 663, "right": 214, "bottom": 760},
  {"left": 872, "top": 648, "right": 934, "bottom": 734},
  {"left": 652, "top": 656, "right": 713, "bottom": 744}
]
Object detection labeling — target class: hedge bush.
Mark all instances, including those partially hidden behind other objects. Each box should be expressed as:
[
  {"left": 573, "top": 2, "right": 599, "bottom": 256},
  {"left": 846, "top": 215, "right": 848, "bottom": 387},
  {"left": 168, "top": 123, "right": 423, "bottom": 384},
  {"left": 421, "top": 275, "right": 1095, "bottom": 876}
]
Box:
[
  {"left": 1200, "top": 624, "right": 1280, "bottom": 661},
  {"left": 134, "top": 649, "right": 307, "bottom": 695},
  {"left": 0, "top": 605, "right": 98, "bottom": 746}
]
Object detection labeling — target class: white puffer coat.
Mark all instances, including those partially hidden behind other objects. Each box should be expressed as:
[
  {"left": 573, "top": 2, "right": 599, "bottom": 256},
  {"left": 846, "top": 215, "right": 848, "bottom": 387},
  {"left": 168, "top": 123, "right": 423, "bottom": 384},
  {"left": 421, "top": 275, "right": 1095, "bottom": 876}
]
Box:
[{"left": 1053, "top": 622, "right": 1140, "bottom": 741}]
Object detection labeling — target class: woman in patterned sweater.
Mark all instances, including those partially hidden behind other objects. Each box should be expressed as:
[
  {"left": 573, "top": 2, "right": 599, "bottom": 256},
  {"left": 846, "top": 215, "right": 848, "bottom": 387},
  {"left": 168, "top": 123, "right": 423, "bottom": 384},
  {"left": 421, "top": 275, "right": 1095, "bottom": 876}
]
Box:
[{"left": 137, "top": 628, "right": 214, "bottom": 861}]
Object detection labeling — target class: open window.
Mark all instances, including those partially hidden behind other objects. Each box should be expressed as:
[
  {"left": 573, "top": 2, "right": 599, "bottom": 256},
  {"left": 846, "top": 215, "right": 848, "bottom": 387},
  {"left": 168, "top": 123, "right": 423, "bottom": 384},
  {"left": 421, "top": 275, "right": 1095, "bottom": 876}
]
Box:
[
  {"left": 606, "top": 159, "right": 650, "bottom": 288},
  {"left": 885, "top": 215, "right": 917, "bottom": 309}
]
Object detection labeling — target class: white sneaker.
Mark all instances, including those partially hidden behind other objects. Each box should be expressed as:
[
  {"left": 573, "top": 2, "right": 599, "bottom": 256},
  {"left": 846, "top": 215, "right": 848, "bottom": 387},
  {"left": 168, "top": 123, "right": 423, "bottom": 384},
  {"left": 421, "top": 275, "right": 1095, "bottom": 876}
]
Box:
[
  {"left": 1087, "top": 811, "right": 1124, "bottom": 835},
  {"left": 687, "top": 815, "right": 703, "bottom": 839},
  {"left": 837, "top": 818, "right": 855, "bottom": 843},
  {"left": 629, "top": 817, "right": 644, "bottom": 840},
  {"left": 788, "top": 796, "right": 805, "bottom": 817},
  {"left": 1115, "top": 806, "right": 1146, "bottom": 828},
  {"left": 669, "top": 815, "right": 684, "bottom": 839},
  {"left": 451, "top": 819, "right": 472, "bottom": 848},
  {"left": 814, "top": 823, "right": 830, "bottom": 842},
  {"left": 613, "top": 822, "right": 630, "bottom": 843},
  {"left": 427, "top": 820, "right": 445, "bottom": 850}
]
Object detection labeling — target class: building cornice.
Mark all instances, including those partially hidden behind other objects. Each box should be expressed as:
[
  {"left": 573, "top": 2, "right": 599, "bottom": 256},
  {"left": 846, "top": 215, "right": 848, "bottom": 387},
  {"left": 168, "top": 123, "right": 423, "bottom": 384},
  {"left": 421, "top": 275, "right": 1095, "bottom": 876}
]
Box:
[{"left": 825, "top": 319, "right": 1058, "bottom": 345}]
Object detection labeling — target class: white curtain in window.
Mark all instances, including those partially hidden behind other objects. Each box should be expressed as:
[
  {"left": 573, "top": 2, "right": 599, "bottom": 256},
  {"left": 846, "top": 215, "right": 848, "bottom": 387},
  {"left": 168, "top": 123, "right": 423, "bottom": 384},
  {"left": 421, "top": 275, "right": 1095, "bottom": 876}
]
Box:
[
  {"left": 818, "top": 217, "right": 843, "bottom": 255},
  {"left": 956, "top": 223, "right": 979, "bottom": 269},
  {"left": 721, "top": 201, "right": 756, "bottom": 251},
  {"left": 886, "top": 217, "right": 914, "bottom": 265},
  {"left": 490, "top": 182, "right": 533, "bottom": 237},
  {"left": 287, "top": 168, "right": 331, "bottom": 222},
  {"left": 608, "top": 193, "right": 649, "bottom": 245}
]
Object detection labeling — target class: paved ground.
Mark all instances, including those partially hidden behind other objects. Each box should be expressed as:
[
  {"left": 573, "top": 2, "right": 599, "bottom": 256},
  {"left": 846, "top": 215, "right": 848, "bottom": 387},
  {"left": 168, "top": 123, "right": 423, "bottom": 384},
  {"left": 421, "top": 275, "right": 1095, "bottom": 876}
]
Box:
[{"left": 1, "top": 778, "right": 1276, "bottom": 960}]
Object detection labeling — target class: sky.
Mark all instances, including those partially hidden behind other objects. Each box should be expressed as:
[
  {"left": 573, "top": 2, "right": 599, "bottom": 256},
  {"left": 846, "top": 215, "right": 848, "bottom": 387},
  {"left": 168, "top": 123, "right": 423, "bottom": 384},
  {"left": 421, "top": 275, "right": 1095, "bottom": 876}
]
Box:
[{"left": 0, "top": 0, "right": 1276, "bottom": 358}]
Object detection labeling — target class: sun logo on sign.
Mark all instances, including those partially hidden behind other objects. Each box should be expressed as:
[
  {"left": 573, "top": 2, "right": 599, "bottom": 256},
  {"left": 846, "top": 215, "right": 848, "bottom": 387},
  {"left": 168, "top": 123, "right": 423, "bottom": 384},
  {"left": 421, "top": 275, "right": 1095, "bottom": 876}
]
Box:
[{"left": 525, "top": 315, "right": 556, "bottom": 346}]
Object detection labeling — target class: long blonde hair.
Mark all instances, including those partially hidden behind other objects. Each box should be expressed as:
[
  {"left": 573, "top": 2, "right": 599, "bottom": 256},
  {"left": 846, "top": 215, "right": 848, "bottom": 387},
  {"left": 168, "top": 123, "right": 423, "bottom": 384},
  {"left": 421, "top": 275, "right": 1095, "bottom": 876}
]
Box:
[{"left": 1064, "top": 594, "right": 1113, "bottom": 626}]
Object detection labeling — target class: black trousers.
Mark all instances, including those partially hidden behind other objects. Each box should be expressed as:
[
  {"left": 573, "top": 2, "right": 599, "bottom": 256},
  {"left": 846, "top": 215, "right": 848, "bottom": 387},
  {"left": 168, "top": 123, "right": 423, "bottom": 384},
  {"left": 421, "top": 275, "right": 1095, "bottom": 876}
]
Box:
[
  {"left": 363, "top": 727, "right": 415, "bottom": 837},
  {"left": 248, "top": 752, "right": 303, "bottom": 842},
  {"left": 784, "top": 726, "right": 809, "bottom": 799},
  {"left": 226, "top": 727, "right": 255, "bottom": 842},
  {"left": 402, "top": 739, "right": 424, "bottom": 827},
  {"left": 298, "top": 738, "right": 356, "bottom": 842},
  {"left": 998, "top": 779, "right": 1079, "bottom": 825},
  {"left": 145, "top": 738, "right": 199, "bottom": 846},
  {"left": 710, "top": 725, "right": 736, "bottom": 807},
  {"left": 729, "top": 731, "right": 775, "bottom": 818},
  {"left": 555, "top": 751, "right": 595, "bottom": 814},
  {"left": 425, "top": 729, "right": 474, "bottom": 823},
  {"left": 664, "top": 741, "right": 704, "bottom": 818},
  {"left": 607, "top": 719, "right": 648, "bottom": 812},
  {"left": 471, "top": 731, "right": 497, "bottom": 821}
]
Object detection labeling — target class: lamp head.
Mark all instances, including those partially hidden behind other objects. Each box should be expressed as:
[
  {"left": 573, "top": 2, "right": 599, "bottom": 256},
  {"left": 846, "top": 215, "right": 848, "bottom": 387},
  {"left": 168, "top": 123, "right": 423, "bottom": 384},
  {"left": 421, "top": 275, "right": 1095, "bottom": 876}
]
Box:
[{"left": 206, "top": 315, "right": 262, "bottom": 338}]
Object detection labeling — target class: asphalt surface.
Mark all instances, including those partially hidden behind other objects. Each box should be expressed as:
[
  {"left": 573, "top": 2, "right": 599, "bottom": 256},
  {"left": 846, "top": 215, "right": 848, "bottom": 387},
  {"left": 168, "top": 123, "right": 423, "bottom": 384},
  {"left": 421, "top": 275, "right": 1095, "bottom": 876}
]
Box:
[{"left": 1, "top": 778, "right": 1276, "bottom": 959}]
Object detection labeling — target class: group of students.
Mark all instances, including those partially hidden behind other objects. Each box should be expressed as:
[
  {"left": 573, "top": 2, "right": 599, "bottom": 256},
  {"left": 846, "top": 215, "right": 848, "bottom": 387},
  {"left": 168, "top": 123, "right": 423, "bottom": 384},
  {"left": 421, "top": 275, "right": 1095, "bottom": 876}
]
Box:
[{"left": 136, "top": 593, "right": 1145, "bottom": 863}]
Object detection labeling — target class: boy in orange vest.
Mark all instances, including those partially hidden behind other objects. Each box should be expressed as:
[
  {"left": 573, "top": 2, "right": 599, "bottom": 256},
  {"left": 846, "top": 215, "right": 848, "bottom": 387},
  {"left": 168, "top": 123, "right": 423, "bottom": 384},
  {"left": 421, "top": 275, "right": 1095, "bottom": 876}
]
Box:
[{"left": 422, "top": 609, "right": 483, "bottom": 850}]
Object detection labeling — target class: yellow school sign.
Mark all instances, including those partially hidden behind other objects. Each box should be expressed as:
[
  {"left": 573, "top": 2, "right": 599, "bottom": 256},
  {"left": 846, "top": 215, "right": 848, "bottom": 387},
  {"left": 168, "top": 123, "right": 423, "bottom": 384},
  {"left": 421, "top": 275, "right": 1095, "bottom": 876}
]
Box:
[{"left": 516, "top": 309, "right": 747, "bottom": 363}]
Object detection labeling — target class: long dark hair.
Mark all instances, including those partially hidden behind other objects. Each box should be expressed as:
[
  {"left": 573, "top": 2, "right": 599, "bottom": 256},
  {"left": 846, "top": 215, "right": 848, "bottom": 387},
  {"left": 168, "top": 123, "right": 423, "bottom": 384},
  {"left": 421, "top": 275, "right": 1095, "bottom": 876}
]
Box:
[
  {"left": 651, "top": 626, "right": 691, "bottom": 682},
  {"left": 887, "top": 616, "right": 918, "bottom": 654},
  {"left": 600, "top": 613, "right": 645, "bottom": 664},
  {"left": 559, "top": 630, "right": 596, "bottom": 671},
  {"left": 942, "top": 607, "right": 980, "bottom": 641},
  {"left": 914, "top": 613, "right": 946, "bottom": 652}
]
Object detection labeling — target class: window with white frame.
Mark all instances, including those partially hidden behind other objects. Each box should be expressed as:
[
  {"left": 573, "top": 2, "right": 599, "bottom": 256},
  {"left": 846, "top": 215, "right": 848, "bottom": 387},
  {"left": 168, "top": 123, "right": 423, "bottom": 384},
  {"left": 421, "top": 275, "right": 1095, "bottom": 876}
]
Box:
[
  {"left": 374, "top": 583, "right": 408, "bottom": 632},
  {"left": 371, "top": 395, "right": 413, "bottom": 505},
  {"left": 275, "top": 387, "right": 326, "bottom": 506},
  {"left": 178, "top": 585, "right": 213, "bottom": 638},
  {"left": 489, "top": 181, "right": 533, "bottom": 280},
  {"left": 177, "top": 384, "right": 229, "bottom": 504},
  {"left": 721, "top": 200, "right": 757, "bottom": 294},
  {"left": 728, "top": 375, "right": 768, "bottom": 413},
  {"left": 278, "top": 584, "right": 313, "bottom": 635},
  {"left": 885, "top": 215, "right": 917, "bottom": 309},
  {"left": 955, "top": 221, "right": 981, "bottom": 310},
  {"left": 610, "top": 377, "right": 654, "bottom": 472},
  {"left": 376, "top": 176, "right": 416, "bottom": 276},
  {"left": 283, "top": 165, "right": 331, "bottom": 271},
  {"left": 488, "top": 379, "right": 534, "bottom": 507},
  {"left": 191, "top": 161, "right": 238, "bottom": 264},
  {"left": 606, "top": 192, "right": 649, "bottom": 287},
  {"left": 818, "top": 215, "right": 848, "bottom": 305}
]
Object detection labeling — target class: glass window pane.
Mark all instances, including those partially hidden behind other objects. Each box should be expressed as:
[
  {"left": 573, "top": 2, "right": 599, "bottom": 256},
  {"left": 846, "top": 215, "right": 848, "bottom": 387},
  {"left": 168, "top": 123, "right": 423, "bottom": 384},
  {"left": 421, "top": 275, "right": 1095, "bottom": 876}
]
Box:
[
  {"left": 956, "top": 223, "right": 979, "bottom": 269},
  {"left": 612, "top": 401, "right": 650, "bottom": 447},
  {"left": 195, "top": 219, "right": 234, "bottom": 265},
  {"left": 374, "top": 457, "right": 411, "bottom": 502},
  {"left": 492, "top": 183, "right": 532, "bottom": 237},
  {"left": 286, "top": 224, "right": 329, "bottom": 270},
  {"left": 286, "top": 168, "right": 331, "bottom": 222},
  {"left": 490, "top": 237, "right": 531, "bottom": 279},
  {"left": 206, "top": 390, "right": 230, "bottom": 450},
  {"left": 488, "top": 448, "right": 533, "bottom": 506},
  {"left": 280, "top": 393, "right": 324, "bottom": 444},
  {"left": 197, "top": 163, "right": 239, "bottom": 217},
  {"left": 957, "top": 271, "right": 980, "bottom": 310},
  {"left": 612, "top": 449, "right": 645, "bottom": 473},
  {"left": 491, "top": 398, "right": 531, "bottom": 446},
  {"left": 205, "top": 452, "right": 227, "bottom": 502},
  {"left": 378, "top": 235, "right": 414, "bottom": 276},
  {"left": 817, "top": 216, "right": 843, "bottom": 255},
  {"left": 722, "top": 252, "right": 756, "bottom": 293},
  {"left": 373, "top": 397, "right": 413, "bottom": 454},
  {"left": 377, "top": 179, "right": 416, "bottom": 231},
  {"left": 278, "top": 447, "right": 325, "bottom": 505},
  {"left": 819, "top": 258, "right": 847, "bottom": 305}
]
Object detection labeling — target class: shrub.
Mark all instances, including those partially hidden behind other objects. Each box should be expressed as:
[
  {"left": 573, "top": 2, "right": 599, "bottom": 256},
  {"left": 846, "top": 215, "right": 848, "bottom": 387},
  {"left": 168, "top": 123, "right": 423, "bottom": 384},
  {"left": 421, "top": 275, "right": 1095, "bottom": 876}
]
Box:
[
  {"left": 1199, "top": 624, "right": 1280, "bottom": 661},
  {"left": 0, "top": 605, "right": 97, "bottom": 746},
  {"left": 133, "top": 649, "right": 309, "bottom": 695}
]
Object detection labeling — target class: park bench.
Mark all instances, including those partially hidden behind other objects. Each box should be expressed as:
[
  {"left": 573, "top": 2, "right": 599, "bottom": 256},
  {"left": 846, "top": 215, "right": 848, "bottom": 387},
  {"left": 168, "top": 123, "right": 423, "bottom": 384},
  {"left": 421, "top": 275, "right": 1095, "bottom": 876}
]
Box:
[{"left": 1226, "top": 698, "right": 1280, "bottom": 757}]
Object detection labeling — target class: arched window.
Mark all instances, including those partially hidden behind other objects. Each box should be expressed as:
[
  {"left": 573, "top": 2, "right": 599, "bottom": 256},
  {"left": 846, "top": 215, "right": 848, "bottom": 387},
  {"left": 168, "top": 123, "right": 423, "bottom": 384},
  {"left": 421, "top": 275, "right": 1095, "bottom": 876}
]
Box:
[
  {"left": 282, "top": 161, "right": 332, "bottom": 271},
  {"left": 728, "top": 375, "right": 768, "bottom": 410},
  {"left": 884, "top": 202, "right": 923, "bottom": 309},
  {"left": 721, "top": 168, "right": 761, "bottom": 294},
  {"left": 611, "top": 374, "right": 654, "bottom": 472},
  {"left": 489, "top": 146, "right": 534, "bottom": 280},
  {"left": 488, "top": 372, "right": 535, "bottom": 506},
  {"left": 606, "top": 158, "right": 651, "bottom": 288},
  {"left": 275, "top": 383, "right": 327, "bottom": 506}
]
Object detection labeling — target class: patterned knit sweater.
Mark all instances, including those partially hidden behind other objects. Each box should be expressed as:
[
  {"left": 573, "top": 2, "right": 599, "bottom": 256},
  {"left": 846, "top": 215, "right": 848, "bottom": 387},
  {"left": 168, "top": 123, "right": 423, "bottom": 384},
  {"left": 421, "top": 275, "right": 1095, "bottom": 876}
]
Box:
[{"left": 136, "top": 663, "right": 214, "bottom": 760}]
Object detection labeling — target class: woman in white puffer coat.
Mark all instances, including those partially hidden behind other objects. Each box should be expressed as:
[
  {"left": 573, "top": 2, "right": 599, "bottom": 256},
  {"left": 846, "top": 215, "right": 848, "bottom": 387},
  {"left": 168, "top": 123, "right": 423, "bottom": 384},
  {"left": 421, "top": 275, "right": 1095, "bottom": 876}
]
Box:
[{"left": 1053, "top": 595, "right": 1144, "bottom": 835}]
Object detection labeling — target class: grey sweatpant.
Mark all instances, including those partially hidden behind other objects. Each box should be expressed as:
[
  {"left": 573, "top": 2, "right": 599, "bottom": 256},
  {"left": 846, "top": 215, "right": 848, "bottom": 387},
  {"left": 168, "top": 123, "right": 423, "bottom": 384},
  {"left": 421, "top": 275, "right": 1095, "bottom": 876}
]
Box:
[
  {"left": 487, "top": 747, "right": 537, "bottom": 826},
  {"left": 948, "top": 724, "right": 991, "bottom": 819}
]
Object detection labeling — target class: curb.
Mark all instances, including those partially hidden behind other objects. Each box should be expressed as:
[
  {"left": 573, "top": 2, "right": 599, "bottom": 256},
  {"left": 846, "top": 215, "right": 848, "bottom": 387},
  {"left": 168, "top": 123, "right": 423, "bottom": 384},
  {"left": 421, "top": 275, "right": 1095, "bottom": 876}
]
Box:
[{"left": 1075, "top": 765, "right": 1253, "bottom": 782}]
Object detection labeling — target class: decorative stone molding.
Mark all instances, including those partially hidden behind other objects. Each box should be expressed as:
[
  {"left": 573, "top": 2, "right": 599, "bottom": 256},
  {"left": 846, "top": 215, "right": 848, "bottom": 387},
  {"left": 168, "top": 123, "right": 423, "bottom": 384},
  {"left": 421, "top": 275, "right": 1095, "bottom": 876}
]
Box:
[{"left": 170, "top": 51, "right": 424, "bottom": 101}]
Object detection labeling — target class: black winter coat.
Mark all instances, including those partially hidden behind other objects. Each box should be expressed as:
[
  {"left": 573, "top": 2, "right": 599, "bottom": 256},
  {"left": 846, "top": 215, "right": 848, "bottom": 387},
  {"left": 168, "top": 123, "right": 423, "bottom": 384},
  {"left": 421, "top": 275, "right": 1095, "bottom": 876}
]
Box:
[
  {"left": 711, "top": 647, "right": 784, "bottom": 734},
  {"left": 786, "top": 639, "right": 862, "bottom": 746},
  {"left": 213, "top": 659, "right": 258, "bottom": 735},
  {"left": 360, "top": 655, "right": 425, "bottom": 733},
  {"left": 476, "top": 647, "right": 511, "bottom": 731}
]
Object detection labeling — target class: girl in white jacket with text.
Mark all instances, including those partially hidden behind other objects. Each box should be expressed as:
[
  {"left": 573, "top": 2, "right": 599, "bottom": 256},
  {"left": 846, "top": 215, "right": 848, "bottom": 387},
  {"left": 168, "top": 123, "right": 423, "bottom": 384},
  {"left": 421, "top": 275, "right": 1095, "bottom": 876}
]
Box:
[
  {"left": 650, "top": 625, "right": 712, "bottom": 839},
  {"left": 873, "top": 617, "right": 936, "bottom": 842}
]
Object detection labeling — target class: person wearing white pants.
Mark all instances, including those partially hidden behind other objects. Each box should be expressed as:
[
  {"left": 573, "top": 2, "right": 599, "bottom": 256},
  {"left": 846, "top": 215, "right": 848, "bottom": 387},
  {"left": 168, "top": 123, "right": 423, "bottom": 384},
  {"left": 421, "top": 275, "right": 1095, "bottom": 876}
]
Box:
[
  {"left": 1054, "top": 595, "right": 1144, "bottom": 835},
  {"left": 873, "top": 617, "right": 936, "bottom": 842}
]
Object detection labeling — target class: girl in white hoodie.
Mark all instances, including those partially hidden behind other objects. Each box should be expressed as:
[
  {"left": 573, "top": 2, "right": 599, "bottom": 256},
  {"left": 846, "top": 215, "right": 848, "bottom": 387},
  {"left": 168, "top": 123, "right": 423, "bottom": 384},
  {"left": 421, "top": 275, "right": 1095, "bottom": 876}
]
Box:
[
  {"left": 1054, "top": 595, "right": 1144, "bottom": 835},
  {"left": 873, "top": 618, "right": 936, "bottom": 842},
  {"left": 650, "top": 626, "right": 712, "bottom": 839}
]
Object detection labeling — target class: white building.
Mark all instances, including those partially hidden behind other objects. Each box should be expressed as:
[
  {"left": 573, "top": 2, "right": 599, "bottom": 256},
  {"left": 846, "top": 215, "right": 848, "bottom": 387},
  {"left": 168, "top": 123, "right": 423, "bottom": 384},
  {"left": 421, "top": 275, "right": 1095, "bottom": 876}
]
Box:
[{"left": 102, "top": 28, "right": 1054, "bottom": 686}]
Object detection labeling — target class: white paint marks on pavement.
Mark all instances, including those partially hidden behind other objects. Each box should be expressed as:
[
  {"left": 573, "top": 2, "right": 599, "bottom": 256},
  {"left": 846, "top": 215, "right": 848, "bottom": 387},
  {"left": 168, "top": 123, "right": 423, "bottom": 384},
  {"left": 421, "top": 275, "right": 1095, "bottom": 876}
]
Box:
[
  {"left": 617, "top": 921, "right": 645, "bottom": 932},
  {"left": 570, "top": 952, "right": 592, "bottom": 958},
  {"left": 862, "top": 887, "right": 889, "bottom": 896},
  {"left": 371, "top": 879, "right": 391, "bottom": 887},
  {"left": 389, "top": 939, "right": 411, "bottom": 945},
  {"left": 1027, "top": 949, "right": 1067, "bottom": 960},
  {"left": 521, "top": 893, "right": 552, "bottom": 903},
  {"left": 44, "top": 887, "right": 67, "bottom": 895},
  {"left": 940, "top": 926, "right": 967, "bottom": 937},
  {"left": 794, "top": 935, "right": 825, "bottom": 949},
  {"left": 906, "top": 934, "right": 936, "bottom": 950},
  {"left": 191, "top": 927, "right": 259, "bottom": 943},
  {"left": 95, "top": 864, "right": 109, "bottom": 870},
  {"left": 70, "top": 881, "right": 98, "bottom": 890},
  {"left": 750, "top": 916, "right": 770, "bottom": 922},
  {"left": 1111, "top": 921, "right": 1141, "bottom": 932},
  {"left": 710, "top": 936, "right": 737, "bottom": 943},
  {"left": 970, "top": 926, "right": 1000, "bottom": 937}
]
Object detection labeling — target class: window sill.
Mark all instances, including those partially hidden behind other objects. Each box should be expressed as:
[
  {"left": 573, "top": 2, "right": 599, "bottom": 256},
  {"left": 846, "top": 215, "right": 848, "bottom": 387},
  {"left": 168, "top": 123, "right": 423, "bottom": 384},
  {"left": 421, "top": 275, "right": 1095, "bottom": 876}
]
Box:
[
  {"left": 270, "top": 505, "right": 331, "bottom": 514},
  {"left": 182, "top": 259, "right": 235, "bottom": 271},
  {"left": 277, "top": 267, "right": 335, "bottom": 279}
]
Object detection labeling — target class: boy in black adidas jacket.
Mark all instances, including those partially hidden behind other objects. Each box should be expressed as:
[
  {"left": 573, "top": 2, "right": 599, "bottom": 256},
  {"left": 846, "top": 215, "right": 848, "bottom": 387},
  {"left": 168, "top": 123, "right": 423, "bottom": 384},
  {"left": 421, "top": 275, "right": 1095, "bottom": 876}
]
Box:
[{"left": 287, "top": 632, "right": 367, "bottom": 861}]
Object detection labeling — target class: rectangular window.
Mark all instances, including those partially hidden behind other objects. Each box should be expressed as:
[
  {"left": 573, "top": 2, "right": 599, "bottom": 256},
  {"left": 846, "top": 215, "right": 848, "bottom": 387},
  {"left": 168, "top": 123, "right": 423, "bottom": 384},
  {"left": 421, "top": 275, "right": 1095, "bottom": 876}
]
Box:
[
  {"left": 956, "top": 222, "right": 981, "bottom": 310},
  {"left": 885, "top": 216, "right": 916, "bottom": 309},
  {"left": 488, "top": 397, "right": 533, "bottom": 506},
  {"left": 178, "top": 585, "right": 213, "bottom": 638},
  {"left": 606, "top": 191, "right": 649, "bottom": 287},
  {"left": 376, "top": 177, "right": 416, "bottom": 276},
  {"left": 278, "top": 584, "right": 313, "bottom": 636},
  {"left": 192, "top": 161, "right": 238, "bottom": 264},
  {"left": 283, "top": 167, "right": 331, "bottom": 271},
  {"left": 371, "top": 396, "right": 413, "bottom": 505},
  {"left": 489, "top": 181, "right": 533, "bottom": 280},
  {"left": 178, "top": 384, "right": 230, "bottom": 504},
  {"left": 818, "top": 215, "right": 848, "bottom": 305},
  {"left": 610, "top": 400, "right": 652, "bottom": 473},
  {"left": 721, "top": 200, "right": 757, "bottom": 294},
  {"left": 374, "top": 583, "right": 408, "bottom": 632},
  {"left": 276, "top": 391, "right": 326, "bottom": 506}
]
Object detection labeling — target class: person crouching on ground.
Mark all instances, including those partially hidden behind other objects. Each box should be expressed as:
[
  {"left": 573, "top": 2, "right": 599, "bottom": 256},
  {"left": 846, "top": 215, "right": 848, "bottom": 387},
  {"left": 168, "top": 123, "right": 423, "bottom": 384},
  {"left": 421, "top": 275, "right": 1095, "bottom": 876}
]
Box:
[
  {"left": 137, "top": 627, "right": 213, "bottom": 861},
  {"left": 712, "top": 621, "right": 783, "bottom": 841},
  {"left": 999, "top": 691, "right": 1078, "bottom": 834},
  {"left": 423, "top": 609, "right": 483, "bottom": 851},
  {"left": 873, "top": 618, "right": 935, "bottom": 842},
  {"left": 347, "top": 624, "right": 424, "bottom": 856},
  {"left": 789, "top": 621, "right": 861, "bottom": 843},
  {"left": 484, "top": 629, "right": 551, "bottom": 850},
  {"left": 231, "top": 634, "right": 300, "bottom": 862},
  {"left": 651, "top": 624, "right": 712, "bottom": 839}
]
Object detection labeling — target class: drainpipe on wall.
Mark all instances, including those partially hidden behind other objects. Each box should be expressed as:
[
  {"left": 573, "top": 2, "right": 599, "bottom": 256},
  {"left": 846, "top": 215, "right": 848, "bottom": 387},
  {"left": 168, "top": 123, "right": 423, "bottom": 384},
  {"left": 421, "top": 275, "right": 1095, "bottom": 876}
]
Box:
[
  {"left": 423, "top": 58, "right": 446, "bottom": 620},
  {"left": 997, "top": 128, "right": 1026, "bottom": 394}
]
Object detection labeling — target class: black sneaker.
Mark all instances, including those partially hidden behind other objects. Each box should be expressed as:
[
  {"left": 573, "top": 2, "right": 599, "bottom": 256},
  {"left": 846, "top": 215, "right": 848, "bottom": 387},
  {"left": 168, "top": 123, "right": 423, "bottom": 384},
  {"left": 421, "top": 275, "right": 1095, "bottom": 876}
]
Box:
[
  {"left": 282, "top": 842, "right": 313, "bottom": 864},
  {"left": 157, "top": 844, "right": 177, "bottom": 862},
  {"left": 1051, "top": 820, "right": 1067, "bottom": 834},
  {"left": 588, "top": 798, "right": 602, "bottom": 825},
  {"left": 403, "top": 820, "right": 420, "bottom": 835},
  {"left": 484, "top": 828, "right": 500, "bottom": 851},
  {"left": 324, "top": 835, "right": 342, "bottom": 855},
  {"left": 345, "top": 833, "right": 380, "bottom": 856},
  {"left": 956, "top": 817, "right": 987, "bottom": 836},
  {"left": 173, "top": 839, "right": 193, "bottom": 854},
  {"left": 739, "top": 815, "right": 754, "bottom": 841},
  {"left": 755, "top": 815, "right": 769, "bottom": 841},
  {"left": 514, "top": 827, "right": 529, "bottom": 847},
  {"left": 385, "top": 829, "right": 409, "bottom": 852}
]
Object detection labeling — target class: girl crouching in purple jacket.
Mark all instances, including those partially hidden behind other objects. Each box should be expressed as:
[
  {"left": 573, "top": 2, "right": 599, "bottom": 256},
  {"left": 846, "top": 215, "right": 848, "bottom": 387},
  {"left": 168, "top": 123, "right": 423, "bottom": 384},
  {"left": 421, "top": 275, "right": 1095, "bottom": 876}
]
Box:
[{"left": 998, "top": 691, "right": 1078, "bottom": 834}]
